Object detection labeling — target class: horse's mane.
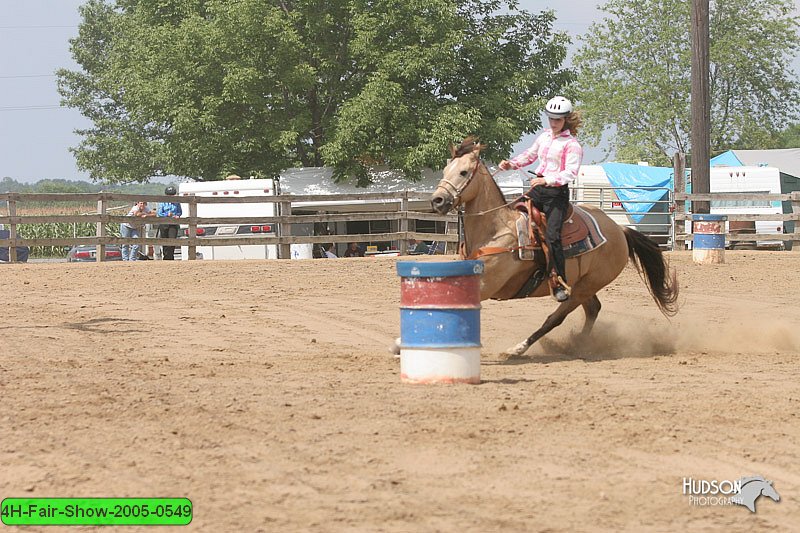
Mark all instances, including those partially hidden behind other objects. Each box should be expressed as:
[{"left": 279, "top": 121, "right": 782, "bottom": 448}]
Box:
[
  {"left": 452, "top": 136, "right": 508, "bottom": 204},
  {"left": 740, "top": 476, "right": 768, "bottom": 487},
  {"left": 453, "top": 136, "right": 481, "bottom": 158}
]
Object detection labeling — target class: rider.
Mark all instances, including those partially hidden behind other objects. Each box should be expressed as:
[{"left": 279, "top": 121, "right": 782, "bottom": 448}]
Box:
[{"left": 498, "top": 96, "right": 583, "bottom": 302}]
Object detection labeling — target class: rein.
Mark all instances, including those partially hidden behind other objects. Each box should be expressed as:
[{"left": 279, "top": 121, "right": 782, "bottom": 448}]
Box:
[
  {"left": 467, "top": 162, "right": 517, "bottom": 217},
  {"left": 448, "top": 160, "right": 530, "bottom": 260}
]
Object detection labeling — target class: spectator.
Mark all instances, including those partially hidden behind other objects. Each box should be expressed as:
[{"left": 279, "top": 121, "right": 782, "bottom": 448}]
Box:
[
  {"left": 324, "top": 243, "right": 338, "bottom": 258},
  {"left": 407, "top": 238, "right": 428, "bottom": 255},
  {"left": 343, "top": 242, "right": 364, "bottom": 257},
  {"left": 157, "top": 186, "right": 182, "bottom": 260},
  {"left": 121, "top": 200, "right": 155, "bottom": 261}
]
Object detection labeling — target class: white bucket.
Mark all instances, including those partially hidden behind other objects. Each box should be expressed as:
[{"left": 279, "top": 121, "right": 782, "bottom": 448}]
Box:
[{"left": 290, "top": 243, "right": 314, "bottom": 259}]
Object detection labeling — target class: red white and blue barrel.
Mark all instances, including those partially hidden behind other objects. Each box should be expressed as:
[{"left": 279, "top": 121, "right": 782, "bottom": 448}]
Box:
[
  {"left": 396, "top": 260, "right": 484, "bottom": 384},
  {"left": 692, "top": 214, "right": 727, "bottom": 264}
]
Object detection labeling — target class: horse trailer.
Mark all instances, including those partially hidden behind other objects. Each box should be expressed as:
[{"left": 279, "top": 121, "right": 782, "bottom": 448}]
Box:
[
  {"left": 178, "top": 178, "right": 279, "bottom": 260},
  {"left": 708, "top": 166, "right": 786, "bottom": 249}
]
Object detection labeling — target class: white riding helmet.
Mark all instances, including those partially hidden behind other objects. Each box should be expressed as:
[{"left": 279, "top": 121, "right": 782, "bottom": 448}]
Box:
[{"left": 544, "top": 96, "right": 573, "bottom": 119}]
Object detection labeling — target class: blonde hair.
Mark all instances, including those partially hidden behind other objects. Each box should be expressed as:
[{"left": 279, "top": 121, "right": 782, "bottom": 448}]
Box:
[{"left": 563, "top": 110, "right": 583, "bottom": 137}]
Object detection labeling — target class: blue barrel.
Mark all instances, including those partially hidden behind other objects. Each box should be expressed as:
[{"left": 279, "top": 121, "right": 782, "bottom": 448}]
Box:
[
  {"left": 396, "top": 260, "right": 484, "bottom": 384},
  {"left": 692, "top": 214, "right": 727, "bottom": 264}
]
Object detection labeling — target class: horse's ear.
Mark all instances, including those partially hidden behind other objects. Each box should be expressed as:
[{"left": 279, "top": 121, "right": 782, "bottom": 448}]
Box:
[
  {"left": 448, "top": 143, "right": 456, "bottom": 159},
  {"left": 475, "top": 143, "right": 485, "bottom": 155}
]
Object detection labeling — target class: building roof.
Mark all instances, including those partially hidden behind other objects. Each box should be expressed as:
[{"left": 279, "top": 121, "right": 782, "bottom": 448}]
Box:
[
  {"left": 711, "top": 149, "right": 800, "bottom": 179},
  {"left": 276, "top": 166, "right": 528, "bottom": 196}
]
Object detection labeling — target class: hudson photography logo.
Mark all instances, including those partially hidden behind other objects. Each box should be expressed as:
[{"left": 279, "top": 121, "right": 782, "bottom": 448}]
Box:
[{"left": 682, "top": 476, "right": 781, "bottom": 512}]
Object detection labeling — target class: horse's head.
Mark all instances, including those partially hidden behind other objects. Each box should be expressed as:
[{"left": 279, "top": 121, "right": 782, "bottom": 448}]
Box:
[
  {"left": 760, "top": 480, "right": 781, "bottom": 502},
  {"left": 431, "top": 137, "right": 484, "bottom": 214}
]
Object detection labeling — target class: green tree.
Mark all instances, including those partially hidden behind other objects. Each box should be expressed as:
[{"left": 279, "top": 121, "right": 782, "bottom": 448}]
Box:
[
  {"left": 777, "top": 123, "right": 800, "bottom": 147},
  {"left": 58, "top": 0, "right": 572, "bottom": 184},
  {"left": 573, "top": 0, "right": 800, "bottom": 165}
]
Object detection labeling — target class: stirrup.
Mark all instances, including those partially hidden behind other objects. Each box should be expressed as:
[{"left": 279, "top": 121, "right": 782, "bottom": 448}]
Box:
[
  {"left": 553, "top": 286, "right": 569, "bottom": 302},
  {"left": 550, "top": 275, "right": 572, "bottom": 302}
]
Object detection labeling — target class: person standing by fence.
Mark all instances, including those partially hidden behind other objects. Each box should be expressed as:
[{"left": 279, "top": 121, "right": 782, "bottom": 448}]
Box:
[
  {"left": 121, "top": 200, "right": 155, "bottom": 261},
  {"left": 157, "top": 186, "right": 182, "bottom": 260}
]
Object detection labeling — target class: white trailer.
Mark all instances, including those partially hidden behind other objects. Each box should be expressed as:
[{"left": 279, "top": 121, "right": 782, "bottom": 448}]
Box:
[
  {"left": 178, "top": 178, "right": 278, "bottom": 260},
  {"left": 709, "top": 166, "right": 784, "bottom": 247}
]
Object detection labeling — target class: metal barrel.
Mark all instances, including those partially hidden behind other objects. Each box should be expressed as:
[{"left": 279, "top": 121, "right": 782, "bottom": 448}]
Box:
[
  {"left": 396, "top": 260, "right": 484, "bottom": 384},
  {"left": 692, "top": 214, "right": 727, "bottom": 264}
]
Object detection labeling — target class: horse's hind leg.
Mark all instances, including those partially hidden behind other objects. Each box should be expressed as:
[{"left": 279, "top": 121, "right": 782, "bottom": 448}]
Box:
[
  {"left": 504, "top": 299, "right": 583, "bottom": 356},
  {"left": 580, "top": 295, "right": 601, "bottom": 337}
]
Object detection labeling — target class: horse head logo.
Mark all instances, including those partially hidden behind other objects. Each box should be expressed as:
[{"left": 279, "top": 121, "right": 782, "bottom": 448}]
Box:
[{"left": 731, "top": 476, "right": 780, "bottom": 513}]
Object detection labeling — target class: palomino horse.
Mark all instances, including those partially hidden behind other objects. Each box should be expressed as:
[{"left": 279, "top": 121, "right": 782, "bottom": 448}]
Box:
[{"left": 430, "top": 138, "right": 679, "bottom": 356}]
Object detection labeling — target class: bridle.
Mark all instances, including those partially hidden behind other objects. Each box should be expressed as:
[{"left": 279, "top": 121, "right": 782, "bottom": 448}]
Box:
[
  {"left": 436, "top": 155, "right": 481, "bottom": 203},
  {"left": 436, "top": 155, "right": 515, "bottom": 217}
]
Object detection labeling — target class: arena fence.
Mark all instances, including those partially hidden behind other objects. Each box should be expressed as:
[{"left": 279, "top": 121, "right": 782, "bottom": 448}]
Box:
[
  {"left": 674, "top": 191, "right": 800, "bottom": 251},
  {"left": 3, "top": 190, "right": 799, "bottom": 262},
  {"left": 0, "top": 191, "right": 458, "bottom": 262}
]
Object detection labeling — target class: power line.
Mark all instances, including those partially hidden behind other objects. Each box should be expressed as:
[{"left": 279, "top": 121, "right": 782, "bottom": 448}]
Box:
[
  {"left": 0, "top": 74, "right": 57, "bottom": 79},
  {"left": 0, "top": 25, "right": 78, "bottom": 29},
  {"left": 0, "top": 105, "right": 64, "bottom": 111}
]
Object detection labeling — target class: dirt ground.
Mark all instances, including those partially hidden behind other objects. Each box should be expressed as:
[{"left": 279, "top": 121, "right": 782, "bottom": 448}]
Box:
[{"left": 1, "top": 250, "right": 799, "bottom": 532}]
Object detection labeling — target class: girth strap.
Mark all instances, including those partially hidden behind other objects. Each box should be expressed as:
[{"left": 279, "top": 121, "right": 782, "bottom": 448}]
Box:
[{"left": 461, "top": 245, "right": 520, "bottom": 260}]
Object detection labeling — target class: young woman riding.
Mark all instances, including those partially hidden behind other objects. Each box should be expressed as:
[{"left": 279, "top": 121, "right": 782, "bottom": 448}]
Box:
[{"left": 498, "top": 96, "right": 583, "bottom": 302}]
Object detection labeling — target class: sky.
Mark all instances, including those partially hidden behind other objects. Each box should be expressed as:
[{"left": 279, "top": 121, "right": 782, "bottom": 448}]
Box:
[{"left": 0, "top": 1, "right": 797, "bottom": 183}]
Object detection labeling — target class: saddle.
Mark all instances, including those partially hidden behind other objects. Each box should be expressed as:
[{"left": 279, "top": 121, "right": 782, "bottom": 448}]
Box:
[
  {"left": 509, "top": 197, "right": 607, "bottom": 299},
  {"left": 459, "top": 197, "right": 607, "bottom": 299},
  {"left": 513, "top": 197, "right": 606, "bottom": 259}
]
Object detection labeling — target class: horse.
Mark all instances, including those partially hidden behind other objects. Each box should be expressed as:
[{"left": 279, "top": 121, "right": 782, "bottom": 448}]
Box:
[
  {"left": 429, "top": 138, "right": 679, "bottom": 356},
  {"left": 732, "top": 476, "right": 781, "bottom": 512}
]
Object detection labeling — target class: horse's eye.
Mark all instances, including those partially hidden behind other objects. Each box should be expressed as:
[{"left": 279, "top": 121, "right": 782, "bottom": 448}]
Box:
[{"left": 460, "top": 170, "right": 468, "bottom": 177}]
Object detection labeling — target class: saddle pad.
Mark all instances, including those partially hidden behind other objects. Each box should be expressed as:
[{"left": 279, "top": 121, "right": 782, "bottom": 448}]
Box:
[
  {"left": 563, "top": 205, "right": 607, "bottom": 259},
  {"left": 516, "top": 204, "right": 607, "bottom": 260}
]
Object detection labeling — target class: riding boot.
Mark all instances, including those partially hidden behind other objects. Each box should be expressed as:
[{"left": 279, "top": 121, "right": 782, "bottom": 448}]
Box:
[{"left": 549, "top": 240, "right": 569, "bottom": 302}]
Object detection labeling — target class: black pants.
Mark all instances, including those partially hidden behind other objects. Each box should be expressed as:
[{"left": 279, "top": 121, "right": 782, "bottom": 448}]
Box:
[
  {"left": 528, "top": 184, "right": 569, "bottom": 283},
  {"left": 158, "top": 224, "right": 179, "bottom": 260}
]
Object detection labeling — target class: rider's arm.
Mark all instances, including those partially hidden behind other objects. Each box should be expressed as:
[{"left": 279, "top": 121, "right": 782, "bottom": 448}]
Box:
[{"left": 506, "top": 133, "right": 545, "bottom": 170}]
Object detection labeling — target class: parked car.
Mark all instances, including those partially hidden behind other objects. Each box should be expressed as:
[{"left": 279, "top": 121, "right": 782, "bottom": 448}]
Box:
[
  {"left": 66, "top": 244, "right": 123, "bottom": 262},
  {"left": 0, "top": 228, "right": 29, "bottom": 263}
]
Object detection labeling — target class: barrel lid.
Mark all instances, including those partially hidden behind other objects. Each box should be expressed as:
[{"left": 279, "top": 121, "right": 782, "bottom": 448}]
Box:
[
  {"left": 692, "top": 214, "right": 727, "bottom": 221},
  {"left": 397, "top": 260, "right": 484, "bottom": 278}
]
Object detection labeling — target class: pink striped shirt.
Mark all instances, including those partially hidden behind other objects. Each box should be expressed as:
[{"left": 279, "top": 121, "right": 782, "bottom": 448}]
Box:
[{"left": 508, "top": 129, "right": 583, "bottom": 187}]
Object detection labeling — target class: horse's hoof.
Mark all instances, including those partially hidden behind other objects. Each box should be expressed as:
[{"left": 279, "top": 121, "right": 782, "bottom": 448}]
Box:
[
  {"left": 388, "top": 337, "right": 401, "bottom": 358},
  {"left": 504, "top": 341, "right": 529, "bottom": 357}
]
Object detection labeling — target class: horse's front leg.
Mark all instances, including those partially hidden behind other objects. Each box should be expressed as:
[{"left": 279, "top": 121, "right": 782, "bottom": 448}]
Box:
[
  {"left": 504, "top": 298, "right": 584, "bottom": 356},
  {"left": 580, "top": 295, "right": 601, "bottom": 337}
]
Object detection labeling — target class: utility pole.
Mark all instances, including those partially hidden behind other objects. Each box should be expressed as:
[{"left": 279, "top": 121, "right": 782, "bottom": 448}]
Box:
[{"left": 690, "top": 0, "right": 710, "bottom": 214}]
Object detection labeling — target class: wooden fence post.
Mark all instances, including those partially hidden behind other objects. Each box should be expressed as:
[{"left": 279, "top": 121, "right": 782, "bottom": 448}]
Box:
[
  {"left": 8, "top": 194, "right": 17, "bottom": 263},
  {"left": 792, "top": 191, "right": 800, "bottom": 252},
  {"left": 188, "top": 197, "right": 197, "bottom": 260},
  {"left": 96, "top": 193, "right": 106, "bottom": 262},
  {"left": 673, "top": 152, "right": 686, "bottom": 250},
  {"left": 399, "top": 190, "right": 409, "bottom": 255},
  {"left": 278, "top": 198, "right": 292, "bottom": 259}
]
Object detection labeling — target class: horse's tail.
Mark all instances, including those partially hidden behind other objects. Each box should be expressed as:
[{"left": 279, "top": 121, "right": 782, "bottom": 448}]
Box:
[{"left": 623, "top": 227, "right": 679, "bottom": 317}]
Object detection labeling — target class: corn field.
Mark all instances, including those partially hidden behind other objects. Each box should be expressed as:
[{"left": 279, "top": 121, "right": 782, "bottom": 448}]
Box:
[{"left": 12, "top": 202, "right": 128, "bottom": 258}]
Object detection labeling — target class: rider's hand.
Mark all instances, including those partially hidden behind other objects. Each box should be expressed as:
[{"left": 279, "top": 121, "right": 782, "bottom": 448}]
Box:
[{"left": 498, "top": 160, "right": 512, "bottom": 171}]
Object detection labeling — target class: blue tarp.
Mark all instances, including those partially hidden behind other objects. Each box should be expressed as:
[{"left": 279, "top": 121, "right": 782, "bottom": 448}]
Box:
[
  {"left": 710, "top": 150, "right": 743, "bottom": 167},
  {"left": 599, "top": 163, "right": 674, "bottom": 223}
]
